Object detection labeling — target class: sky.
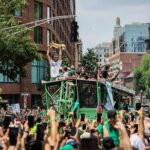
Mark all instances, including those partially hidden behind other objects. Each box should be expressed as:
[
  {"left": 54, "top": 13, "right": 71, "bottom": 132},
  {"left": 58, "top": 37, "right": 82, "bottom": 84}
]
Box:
[{"left": 76, "top": 0, "right": 150, "bottom": 52}]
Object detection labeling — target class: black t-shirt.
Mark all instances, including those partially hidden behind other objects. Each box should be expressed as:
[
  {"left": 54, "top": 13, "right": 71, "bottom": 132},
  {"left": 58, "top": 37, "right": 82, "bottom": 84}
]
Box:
[{"left": 101, "top": 69, "right": 108, "bottom": 79}]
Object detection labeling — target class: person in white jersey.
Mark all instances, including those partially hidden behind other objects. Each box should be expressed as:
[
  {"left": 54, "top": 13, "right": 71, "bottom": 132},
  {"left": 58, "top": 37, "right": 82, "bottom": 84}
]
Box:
[{"left": 47, "top": 43, "right": 65, "bottom": 81}]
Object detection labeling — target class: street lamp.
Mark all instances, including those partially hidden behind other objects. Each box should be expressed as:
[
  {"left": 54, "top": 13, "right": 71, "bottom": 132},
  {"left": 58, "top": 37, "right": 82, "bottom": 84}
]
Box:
[
  {"left": 140, "top": 89, "right": 143, "bottom": 104},
  {"left": 119, "top": 61, "right": 123, "bottom": 84}
]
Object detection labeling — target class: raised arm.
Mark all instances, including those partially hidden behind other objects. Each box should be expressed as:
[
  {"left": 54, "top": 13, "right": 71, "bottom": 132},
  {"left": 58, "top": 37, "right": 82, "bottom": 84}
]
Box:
[
  {"left": 47, "top": 46, "right": 51, "bottom": 62},
  {"left": 137, "top": 107, "right": 145, "bottom": 144},
  {"left": 110, "top": 68, "right": 120, "bottom": 82},
  {"left": 59, "top": 46, "right": 62, "bottom": 61},
  {"left": 115, "top": 121, "right": 132, "bottom": 150}
]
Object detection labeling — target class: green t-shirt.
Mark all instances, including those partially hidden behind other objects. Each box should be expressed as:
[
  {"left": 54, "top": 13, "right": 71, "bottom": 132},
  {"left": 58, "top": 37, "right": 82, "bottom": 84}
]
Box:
[
  {"left": 97, "top": 124, "right": 103, "bottom": 134},
  {"left": 59, "top": 144, "right": 74, "bottom": 150},
  {"left": 104, "top": 121, "right": 120, "bottom": 147},
  {"left": 120, "top": 102, "right": 126, "bottom": 109},
  {"left": 69, "top": 69, "right": 76, "bottom": 73}
]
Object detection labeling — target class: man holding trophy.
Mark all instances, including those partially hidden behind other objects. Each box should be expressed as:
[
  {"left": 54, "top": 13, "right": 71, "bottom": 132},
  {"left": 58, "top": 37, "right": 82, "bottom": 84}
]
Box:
[{"left": 47, "top": 41, "right": 66, "bottom": 81}]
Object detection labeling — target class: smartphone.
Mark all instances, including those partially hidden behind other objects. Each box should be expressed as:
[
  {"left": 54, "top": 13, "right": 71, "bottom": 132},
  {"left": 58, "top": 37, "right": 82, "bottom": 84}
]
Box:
[
  {"left": 73, "top": 112, "right": 77, "bottom": 119},
  {"left": 136, "top": 103, "right": 141, "bottom": 111},
  {"left": 43, "top": 122, "right": 47, "bottom": 130},
  {"left": 4, "top": 115, "right": 11, "bottom": 129},
  {"left": 59, "top": 115, "right": 65, "bottom": 127},
  {"left": 36, "top": 124, "right": 44, "bottom": 141},
  {"left": 81, "top": 114, "right": 85, "bottom": 121},
  {"left": 60, "top": 114, "right": 64, "bottom": 121},
  {"left": 82, "top": 123, "right": 86, "bottom": 130},
  {"left": 28, "top": 115, "right": 34, "bottom": 128},
  {"left": 64, "top": 129, "right": 71, "bottom": 137},
  {"left": 97, "top": 113, "right": 102, "bottom": 122},
  {"left": 70, "top": 127, "right": 76, "bottom": 136},
  {"left": 9, "top": 127, "right": 19, "bottom": 146}
]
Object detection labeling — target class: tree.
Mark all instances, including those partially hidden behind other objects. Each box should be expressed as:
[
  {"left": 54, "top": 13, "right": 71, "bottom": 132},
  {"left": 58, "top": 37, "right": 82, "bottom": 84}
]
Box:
[
  {"left": 81, "top": 48, "right": 98, "bottom": 72},
  {"left": 62, "top": 51, "right": 70, "bottom": 67},
  {"left": 134, "top": 54, "right": 150, "bottom": 95},
  {"left": 0, "top": 0, "right": 42, "bottom": 80}
]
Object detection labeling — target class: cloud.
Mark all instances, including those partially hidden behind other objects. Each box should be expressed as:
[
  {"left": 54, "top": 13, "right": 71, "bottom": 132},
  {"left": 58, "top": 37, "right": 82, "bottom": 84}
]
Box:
[{"left": 76, "top": 0, "right": 150, "bottom": 52}]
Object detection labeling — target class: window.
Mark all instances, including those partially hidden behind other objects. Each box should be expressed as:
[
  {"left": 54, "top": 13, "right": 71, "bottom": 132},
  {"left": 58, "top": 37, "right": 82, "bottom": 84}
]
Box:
[
  {"left": 47, "top": 30, "right": 51, "bottom": 46},
  {"left": 32, "top": 60, "right": 48, "bottom": 84},
  {"left": 34, "top": 1, "right": 43, "bottom": 20},
  {"left": 47, "top": 6, "right": 51, "bottom": 24},
  {"left": 52, "top": 0, "right": 55, "bottom": 8},
  {"left": 11, "top": 7, "right": 22, "bottom": 17},
  {"left": 0, "top": 63, "right": 20, "bottom": 83},
  {"left": 14, "top": 8, "right": 22, "bottom": 16},
  {"left": 34, "top": 26, "right": 43, "bottom": 44}
]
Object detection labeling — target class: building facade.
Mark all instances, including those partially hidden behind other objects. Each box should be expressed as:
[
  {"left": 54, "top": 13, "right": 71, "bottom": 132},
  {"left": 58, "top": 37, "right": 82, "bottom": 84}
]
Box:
[
  {"left": 75, "top": 39, "right": 83, "bottom": 68},
  {"left": 94, "top": 42, "right": 110, "bottom": 65},
  {"left": 0, "top": 0, "right": 76, "bottom": 108},
  {"left": 108, "top": 18, "right": 149, "bottom": 86}
]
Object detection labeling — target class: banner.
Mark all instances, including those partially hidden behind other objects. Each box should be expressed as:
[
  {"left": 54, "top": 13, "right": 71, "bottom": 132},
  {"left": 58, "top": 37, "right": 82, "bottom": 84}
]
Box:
[
  {"left": 11, "top": 103, "right": 20, "bottom": 113},
  {"left": 104, "top": 81, "right": 114, "bottom": 110}
]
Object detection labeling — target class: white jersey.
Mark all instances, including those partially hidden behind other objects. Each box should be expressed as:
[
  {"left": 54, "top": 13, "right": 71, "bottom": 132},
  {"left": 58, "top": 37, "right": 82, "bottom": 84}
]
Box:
[
  {"left": 49, "top": 59, "right": 62, "bottom": 78},
  {"left": 130, "top": 133, "right": 145, "bottom": 150}
]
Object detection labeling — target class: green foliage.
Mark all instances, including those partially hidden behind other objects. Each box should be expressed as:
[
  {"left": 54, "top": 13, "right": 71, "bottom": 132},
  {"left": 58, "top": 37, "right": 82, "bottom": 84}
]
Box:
[
  {"left": 81, "top": 48, "right": 98, "bottom": 72},
  {"left": 133, "top": 54, "right": 150, "bottom": 94},
  {"left": 0, "top": 0, "right": 42, "bottom": 80},
  {"left": 62, "top": 51, "right": 70, "bottom": 66}
]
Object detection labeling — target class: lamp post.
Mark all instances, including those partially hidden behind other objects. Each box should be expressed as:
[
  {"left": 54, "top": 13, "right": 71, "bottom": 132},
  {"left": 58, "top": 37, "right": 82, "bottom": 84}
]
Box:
[
  {"left": 140, "top": 89, "right": 143, "bottom": 104},
  {"left": 119, "top": 61, "right": 123, "bottom": 84}
]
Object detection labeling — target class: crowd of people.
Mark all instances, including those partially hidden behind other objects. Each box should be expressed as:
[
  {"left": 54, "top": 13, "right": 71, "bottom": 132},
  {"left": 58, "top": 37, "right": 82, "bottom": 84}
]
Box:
[
  {"left": 0, "top": 45, "right": 149, "bottom": 150},
  {"left": 46, "top": 43, "right": 120, "bottom": 82},
  {"left": 0, "top": 105, "right": 150, "bottom": 150}
]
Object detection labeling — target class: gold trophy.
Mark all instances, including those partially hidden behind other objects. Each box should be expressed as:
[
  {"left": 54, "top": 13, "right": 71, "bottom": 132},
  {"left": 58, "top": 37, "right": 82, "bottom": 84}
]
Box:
[{"left": 49, "top": 41, "right": 66, "bottom": 50}]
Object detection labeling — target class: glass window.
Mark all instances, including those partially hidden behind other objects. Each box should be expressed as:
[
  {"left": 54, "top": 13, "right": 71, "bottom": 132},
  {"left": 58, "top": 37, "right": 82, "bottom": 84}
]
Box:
[
  {"left": 34, "top": 1, "right": 43, "bottom": 20},
  {"left": 47, "top": 6, "right": 51, "bottom": 24},
  {"left": 52, "top": 0, "right": 55, "bottom": 8},
  {"left": 47, "top": 30, "right": 51, "bottom": 46},
  {"left": 32, "top": 60, "right": 48, "bottom": 84},
  {"left": 14, "top": 8, "right": 22, "bottom": 16},
  {"left": 0, "top": 73, "right": 20, "bottom": 83},
  {"left": 34, "top": 26, "right": 43, "bottom": 44}
]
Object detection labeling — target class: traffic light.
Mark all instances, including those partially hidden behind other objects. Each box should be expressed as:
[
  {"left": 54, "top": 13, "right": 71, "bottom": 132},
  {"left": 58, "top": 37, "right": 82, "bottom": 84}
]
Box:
[{"left": 70, "top": 20, "right": 79, "bottom": 42}]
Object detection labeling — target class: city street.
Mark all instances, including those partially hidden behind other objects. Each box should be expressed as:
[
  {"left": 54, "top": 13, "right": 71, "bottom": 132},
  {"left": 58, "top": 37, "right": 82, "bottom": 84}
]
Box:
[{"left": 0, "top": 0, "right": 150, "bottom": 149}]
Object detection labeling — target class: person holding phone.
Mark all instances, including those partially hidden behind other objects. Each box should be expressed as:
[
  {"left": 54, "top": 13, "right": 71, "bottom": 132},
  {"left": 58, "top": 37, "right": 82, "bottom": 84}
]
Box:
[{"left": 103, "top": 110, "right": 120, "bottom": 147}]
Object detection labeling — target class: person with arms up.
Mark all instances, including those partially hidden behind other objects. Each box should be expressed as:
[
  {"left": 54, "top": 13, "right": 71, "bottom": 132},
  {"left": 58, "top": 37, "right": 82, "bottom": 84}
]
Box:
[{"left": 47, "top": 42, "right": 66, "bottom": 81}]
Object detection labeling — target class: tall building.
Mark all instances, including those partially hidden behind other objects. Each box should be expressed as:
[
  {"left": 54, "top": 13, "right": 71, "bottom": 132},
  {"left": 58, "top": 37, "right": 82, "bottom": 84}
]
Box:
[
  {"left": 75, "top": 39, "right": 83, "bottom": 68},
  {"left": 0, "top": 0, "right": 76, "bottom": 108},
  {"left": 108, "top": 18, "right": 149, "bottom": 87},
  {"left": 145, "top": 25, "right": 150, "bottom": 53},
  {"left": 120, "top": 23, "right": 149, "bottom": 52},
  {"left": 94, "top": 42, "right": 110, "bottom": 65}
]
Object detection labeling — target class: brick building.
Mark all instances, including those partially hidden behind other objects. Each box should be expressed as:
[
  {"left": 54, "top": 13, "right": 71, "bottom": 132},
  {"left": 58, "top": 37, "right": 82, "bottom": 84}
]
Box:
[{"left": 0, "top": 0, "right": 76, "bottom": 108}]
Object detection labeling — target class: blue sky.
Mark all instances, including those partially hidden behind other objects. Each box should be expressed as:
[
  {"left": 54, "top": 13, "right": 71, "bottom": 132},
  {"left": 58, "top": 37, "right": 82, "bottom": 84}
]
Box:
[{"left": 76, "top": 0, "right": 150, "bottom": 52}]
